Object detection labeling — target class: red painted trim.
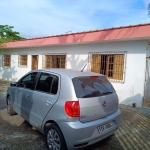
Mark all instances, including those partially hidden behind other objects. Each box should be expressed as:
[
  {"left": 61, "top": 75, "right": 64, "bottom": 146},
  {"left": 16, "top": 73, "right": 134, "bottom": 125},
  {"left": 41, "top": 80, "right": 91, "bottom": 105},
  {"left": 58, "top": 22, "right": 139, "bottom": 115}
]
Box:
[{"left": 5, "top": 23, "right": 150, "bottom": 48}]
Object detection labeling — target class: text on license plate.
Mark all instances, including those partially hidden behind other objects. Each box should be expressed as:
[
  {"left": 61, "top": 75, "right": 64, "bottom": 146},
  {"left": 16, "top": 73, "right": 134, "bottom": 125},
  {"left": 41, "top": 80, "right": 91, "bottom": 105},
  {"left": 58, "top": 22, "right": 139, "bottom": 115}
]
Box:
[{"left": 97, "top": 122, "right": 112, "bottom": 133}]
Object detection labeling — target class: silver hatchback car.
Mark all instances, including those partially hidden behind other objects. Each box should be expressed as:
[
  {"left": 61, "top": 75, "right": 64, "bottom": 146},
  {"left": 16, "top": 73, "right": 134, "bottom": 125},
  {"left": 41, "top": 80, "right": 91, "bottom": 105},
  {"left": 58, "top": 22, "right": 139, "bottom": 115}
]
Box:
[{"left": 6, "top": 69, "right": 121, "bottom": 150}]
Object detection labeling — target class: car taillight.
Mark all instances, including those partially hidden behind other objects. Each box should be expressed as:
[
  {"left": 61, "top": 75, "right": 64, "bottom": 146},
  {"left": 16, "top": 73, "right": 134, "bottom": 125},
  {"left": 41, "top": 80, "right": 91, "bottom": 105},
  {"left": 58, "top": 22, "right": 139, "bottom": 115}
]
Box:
[{"left": 65, "top": 101, "right": 80, "bottom": 117}]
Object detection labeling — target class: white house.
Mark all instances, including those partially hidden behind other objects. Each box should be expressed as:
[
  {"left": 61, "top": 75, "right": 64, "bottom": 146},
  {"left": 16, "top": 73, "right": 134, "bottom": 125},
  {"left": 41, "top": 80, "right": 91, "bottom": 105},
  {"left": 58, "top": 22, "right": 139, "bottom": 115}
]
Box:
[{"left": 1, "top": 23, "right": 150, "bottom": 108}]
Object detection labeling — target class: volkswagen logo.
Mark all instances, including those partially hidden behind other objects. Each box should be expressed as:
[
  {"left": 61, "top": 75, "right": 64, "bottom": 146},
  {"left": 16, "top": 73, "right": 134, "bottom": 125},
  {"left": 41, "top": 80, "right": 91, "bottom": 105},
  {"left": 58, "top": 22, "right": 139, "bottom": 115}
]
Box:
[{"left": 103, "top": 101, "right": 107, "bottom": 107}]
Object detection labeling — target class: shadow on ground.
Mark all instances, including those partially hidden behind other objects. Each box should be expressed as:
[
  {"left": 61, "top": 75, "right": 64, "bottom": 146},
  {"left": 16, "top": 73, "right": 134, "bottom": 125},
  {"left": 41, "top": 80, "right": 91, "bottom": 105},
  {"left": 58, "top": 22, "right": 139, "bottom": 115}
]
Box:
[
  {"left": 1, "top": 105, "right": 150, "bottom": 150},
  {"left": 0, "top": 78, "right": 150, "bottom": 150},
  {"left": 0, "top": 109, "right": 46, "bottom": 150}
]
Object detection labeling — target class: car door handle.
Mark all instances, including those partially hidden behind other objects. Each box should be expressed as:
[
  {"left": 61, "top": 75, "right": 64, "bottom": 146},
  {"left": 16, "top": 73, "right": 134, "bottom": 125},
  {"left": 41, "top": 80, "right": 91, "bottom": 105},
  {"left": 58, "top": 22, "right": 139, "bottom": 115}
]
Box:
[
  {"left": 46, "top": 100, "right": 52, "bottom": 105},
  {"left": 25, "top": 94, "right": 29, "bottom": 98}
]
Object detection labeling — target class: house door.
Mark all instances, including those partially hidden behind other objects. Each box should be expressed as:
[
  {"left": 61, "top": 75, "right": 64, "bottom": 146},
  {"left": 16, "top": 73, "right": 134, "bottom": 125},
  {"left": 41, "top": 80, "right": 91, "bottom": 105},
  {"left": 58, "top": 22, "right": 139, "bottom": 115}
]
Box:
[
  {"left": 144, "top": 58, "right": 150, "bottom": 108},
  {"left": 31, "top": 55, "right": 38, "bottom": 70}
]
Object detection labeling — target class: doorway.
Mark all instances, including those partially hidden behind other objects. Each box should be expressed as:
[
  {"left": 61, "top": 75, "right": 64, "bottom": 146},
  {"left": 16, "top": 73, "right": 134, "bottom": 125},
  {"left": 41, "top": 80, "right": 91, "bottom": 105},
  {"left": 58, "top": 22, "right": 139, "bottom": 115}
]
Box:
[{"left": 31, "top": 55, "right": 38, "bottom": 70}]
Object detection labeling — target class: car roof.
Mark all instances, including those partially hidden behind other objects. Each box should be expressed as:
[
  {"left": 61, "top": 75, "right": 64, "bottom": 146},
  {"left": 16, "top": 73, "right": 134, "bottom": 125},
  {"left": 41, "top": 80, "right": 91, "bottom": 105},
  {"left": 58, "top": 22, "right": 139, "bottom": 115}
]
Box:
[{"left": 34, "top": 69, "right": 105, "bottom": 78}]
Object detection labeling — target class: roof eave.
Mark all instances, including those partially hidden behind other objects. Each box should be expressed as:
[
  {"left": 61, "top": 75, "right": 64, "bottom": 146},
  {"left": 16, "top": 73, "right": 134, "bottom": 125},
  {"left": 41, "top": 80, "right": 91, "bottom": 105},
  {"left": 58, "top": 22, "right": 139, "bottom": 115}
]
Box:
[
  {"left": 5, "top": 37, "right": 150, "bottom": 49},
  {"left": 5, "top": 23, "right": 150, "bottom": 49}
]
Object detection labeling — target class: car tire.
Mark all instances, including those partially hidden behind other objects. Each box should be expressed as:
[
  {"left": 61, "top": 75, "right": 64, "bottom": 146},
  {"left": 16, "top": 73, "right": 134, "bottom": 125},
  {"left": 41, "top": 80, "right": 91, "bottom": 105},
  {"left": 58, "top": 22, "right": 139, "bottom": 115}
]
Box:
[
  {"left": 45, "top": 124, "right": 68, "bottom": 150},
  {"left": 7, "top": 96, "right": 17, "bottom": 116}
]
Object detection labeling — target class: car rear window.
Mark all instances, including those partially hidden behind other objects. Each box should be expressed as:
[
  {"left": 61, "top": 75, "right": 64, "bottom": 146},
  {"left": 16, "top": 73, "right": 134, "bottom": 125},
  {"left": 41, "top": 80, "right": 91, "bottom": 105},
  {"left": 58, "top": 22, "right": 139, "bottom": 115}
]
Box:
[{"left": 72, "top": 76, "right": 115, "bottom": 98}]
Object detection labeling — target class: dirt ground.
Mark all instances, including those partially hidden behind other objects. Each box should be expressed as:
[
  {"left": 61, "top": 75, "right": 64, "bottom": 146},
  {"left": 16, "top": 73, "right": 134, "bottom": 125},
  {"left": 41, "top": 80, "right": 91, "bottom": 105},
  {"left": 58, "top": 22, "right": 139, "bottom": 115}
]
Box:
[
  {"left": 0, "top": 80, "right": 10, "bottom": 94},
  {"left": 0, "top": 80, "right": 11, "bottom": 110},
  {"left": 1, "top": 80, "right": 150, "bottom": 150}
]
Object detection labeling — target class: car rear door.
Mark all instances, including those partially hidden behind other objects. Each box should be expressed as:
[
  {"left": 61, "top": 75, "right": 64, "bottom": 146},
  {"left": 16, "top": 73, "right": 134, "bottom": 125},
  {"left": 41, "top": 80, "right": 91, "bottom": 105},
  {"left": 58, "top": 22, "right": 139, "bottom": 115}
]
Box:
[
  {"left": 30, "top": 72, "right": 60, "bottom": 130},
  {"left": 72, "top": 76, "right": 118, "bottom": 122}
]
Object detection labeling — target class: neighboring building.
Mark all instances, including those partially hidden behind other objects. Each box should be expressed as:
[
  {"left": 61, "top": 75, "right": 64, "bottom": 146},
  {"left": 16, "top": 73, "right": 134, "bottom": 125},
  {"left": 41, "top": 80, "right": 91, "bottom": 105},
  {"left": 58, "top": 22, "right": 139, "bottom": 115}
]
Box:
[{"left": 1, "top": 23, "right": 150, "bottom": 108}]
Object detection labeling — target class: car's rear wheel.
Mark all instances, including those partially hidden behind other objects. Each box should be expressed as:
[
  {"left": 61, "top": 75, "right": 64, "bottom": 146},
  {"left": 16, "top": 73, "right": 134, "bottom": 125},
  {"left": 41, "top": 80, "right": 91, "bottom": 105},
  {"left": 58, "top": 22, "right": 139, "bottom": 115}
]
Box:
[
  {"left": 45, "top": 124, "right": 67, "bottom": 150},
  {"left": 7, "top": 96, "right": 16, "bottom": 116}
]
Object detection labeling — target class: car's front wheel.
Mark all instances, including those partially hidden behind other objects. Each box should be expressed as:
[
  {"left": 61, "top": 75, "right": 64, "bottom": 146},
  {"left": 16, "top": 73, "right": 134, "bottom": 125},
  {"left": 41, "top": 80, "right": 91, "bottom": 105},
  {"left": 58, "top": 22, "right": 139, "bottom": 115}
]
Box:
[
  {"left": 7, "top": 96, "right": 16, "bottom": 116},
  {"left": 45, "top": 124, "right": 67, "bottom": 150}
]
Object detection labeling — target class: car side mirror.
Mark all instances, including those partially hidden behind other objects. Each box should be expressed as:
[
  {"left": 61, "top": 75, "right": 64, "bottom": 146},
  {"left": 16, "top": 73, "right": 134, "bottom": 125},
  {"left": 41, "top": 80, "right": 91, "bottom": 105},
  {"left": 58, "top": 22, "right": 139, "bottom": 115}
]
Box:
[{"left": 10, "top": 82, "right": 17, "bottom": 87}]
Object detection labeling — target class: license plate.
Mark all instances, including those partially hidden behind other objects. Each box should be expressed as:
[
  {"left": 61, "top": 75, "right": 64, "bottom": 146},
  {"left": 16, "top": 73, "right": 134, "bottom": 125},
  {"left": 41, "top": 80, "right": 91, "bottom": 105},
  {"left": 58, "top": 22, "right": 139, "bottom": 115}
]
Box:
[{"left": 97, "top": 122, "right": 112, "bottom": 133}]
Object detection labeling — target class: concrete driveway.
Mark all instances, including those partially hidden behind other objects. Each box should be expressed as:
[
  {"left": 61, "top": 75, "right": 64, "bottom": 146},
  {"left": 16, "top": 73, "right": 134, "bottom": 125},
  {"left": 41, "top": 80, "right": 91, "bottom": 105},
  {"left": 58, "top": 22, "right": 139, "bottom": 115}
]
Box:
[{"left": 0, "top": 80, "right": 150, "bottom": 150}]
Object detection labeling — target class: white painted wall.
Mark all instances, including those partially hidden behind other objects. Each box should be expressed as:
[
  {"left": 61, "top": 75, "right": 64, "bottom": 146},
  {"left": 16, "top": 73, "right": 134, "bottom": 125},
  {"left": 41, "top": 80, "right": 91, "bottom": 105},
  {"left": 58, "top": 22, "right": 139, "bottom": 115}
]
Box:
[
  {"left": 144, "top": 59, "right": 150, "bottom": 106},
  {"left": 0, "top": 40, "right": 147, "bottom": 107},
  {"left": 144, "top": 44, "right": 150, "bottom": 107}
]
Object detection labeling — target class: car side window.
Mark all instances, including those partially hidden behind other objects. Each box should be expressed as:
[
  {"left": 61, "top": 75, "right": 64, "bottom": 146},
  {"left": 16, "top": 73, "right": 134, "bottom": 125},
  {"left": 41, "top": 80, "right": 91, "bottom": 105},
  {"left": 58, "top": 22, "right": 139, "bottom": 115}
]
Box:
[
  {"left": 36, "top": 73, "right": 59, "bottom": 94},
  {"left": 51, "top": 76, "right": 59, "bottom": 94},
  {"left": 19, "top": 72, "right": 38, "bottom": 89}
]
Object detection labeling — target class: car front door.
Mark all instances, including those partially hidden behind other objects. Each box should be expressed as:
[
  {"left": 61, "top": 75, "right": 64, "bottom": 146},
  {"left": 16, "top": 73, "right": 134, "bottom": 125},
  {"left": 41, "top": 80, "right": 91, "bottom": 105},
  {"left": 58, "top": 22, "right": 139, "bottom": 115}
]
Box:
[
  {"left": 16, "top": 72, "right": 38, "bottom": 121},
  {"left": 29, "top": 72, "right": 60, "bottom": 130}
]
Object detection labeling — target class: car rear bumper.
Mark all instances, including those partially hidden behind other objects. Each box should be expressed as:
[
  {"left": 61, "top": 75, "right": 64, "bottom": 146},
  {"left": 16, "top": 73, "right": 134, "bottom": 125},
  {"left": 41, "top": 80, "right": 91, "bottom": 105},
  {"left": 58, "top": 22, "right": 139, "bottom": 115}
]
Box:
[{"left": 57, "top": 108, "right": 121, "bottom": 150}]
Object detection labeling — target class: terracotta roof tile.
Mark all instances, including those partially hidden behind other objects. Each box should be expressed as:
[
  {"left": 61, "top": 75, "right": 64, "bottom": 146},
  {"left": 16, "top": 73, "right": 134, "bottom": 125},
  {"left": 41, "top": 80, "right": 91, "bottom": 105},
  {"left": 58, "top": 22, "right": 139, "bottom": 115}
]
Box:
[{"left": 5, "top": 23, "right": 150, "bottom": 48}]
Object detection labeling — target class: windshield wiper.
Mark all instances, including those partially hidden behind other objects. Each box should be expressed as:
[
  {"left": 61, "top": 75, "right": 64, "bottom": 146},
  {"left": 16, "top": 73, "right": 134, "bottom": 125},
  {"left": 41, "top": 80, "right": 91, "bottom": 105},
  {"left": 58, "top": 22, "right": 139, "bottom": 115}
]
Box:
[
  {"left": 82, "top": 91, "right": 101, "bottom": 98},
  {"left": 101, "top": 92, "right": 113, "bottom": 95},
  {"left": 82, "top": 91, "right": 113, "bottom": 98}
]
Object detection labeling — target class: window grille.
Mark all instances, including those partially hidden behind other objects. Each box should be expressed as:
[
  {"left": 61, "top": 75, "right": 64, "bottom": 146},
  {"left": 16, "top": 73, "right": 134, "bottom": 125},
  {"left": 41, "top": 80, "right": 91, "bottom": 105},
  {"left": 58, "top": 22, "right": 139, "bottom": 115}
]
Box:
[
  {"left": 88, "top": 51, "right": 127, "bottom": 83},
  {"left": 42, "top": 54, "right": 66, "bottom": 69},
  {"left": 3, "top": 55, "right": 11, "bottom": 67},
  {"left": 18, "top": 55, "right": 28, "bottom": 67}
]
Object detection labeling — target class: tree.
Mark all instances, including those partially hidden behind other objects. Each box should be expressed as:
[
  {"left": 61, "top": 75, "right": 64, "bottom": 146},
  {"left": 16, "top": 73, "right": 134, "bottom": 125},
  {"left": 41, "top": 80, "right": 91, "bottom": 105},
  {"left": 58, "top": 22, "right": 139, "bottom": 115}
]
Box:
[
  {"left": 0, "top": 25, "right": 25, "bottom": 42},
  {"left": 0, "top": 24, "right": 25, "bottom": 53}
]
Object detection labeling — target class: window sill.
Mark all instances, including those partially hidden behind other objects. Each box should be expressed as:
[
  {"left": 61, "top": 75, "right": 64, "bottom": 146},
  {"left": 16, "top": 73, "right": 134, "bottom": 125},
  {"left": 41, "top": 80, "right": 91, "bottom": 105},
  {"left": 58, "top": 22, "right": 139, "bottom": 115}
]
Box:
[
  {"left": 2, "top": 66, "right": 11, "bottom": 68},
  {"left": 109, "top": 78, "right": 124, "bottom": 83},
  {"left": 18, "top": 65, "right": 28, "bottom": 68}
]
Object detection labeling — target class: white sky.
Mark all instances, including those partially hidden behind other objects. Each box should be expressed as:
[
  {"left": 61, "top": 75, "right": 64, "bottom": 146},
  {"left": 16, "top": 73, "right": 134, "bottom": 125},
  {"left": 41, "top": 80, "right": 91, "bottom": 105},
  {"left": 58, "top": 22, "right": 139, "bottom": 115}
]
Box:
[{"left": 0, "top": 0, "right": 150, "bottom": 38}]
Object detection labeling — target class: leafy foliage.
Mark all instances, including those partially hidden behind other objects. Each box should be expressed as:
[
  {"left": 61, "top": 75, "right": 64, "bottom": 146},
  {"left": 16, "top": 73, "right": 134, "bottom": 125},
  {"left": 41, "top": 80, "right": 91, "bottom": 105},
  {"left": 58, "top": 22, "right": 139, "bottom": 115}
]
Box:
[
  {"left": 0, "top": 25, "right": 25, "bottom": 53},
  {"left": 0, "top": 25, "right": 25, "bottom": 43}
]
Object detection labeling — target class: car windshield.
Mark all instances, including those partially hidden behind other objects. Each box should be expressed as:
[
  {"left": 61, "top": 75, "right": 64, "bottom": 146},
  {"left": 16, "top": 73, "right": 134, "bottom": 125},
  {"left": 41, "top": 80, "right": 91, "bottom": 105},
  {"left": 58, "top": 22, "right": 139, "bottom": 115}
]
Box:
[{"left": 72, "top": 76, "right": 115, "bottom": 98}]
